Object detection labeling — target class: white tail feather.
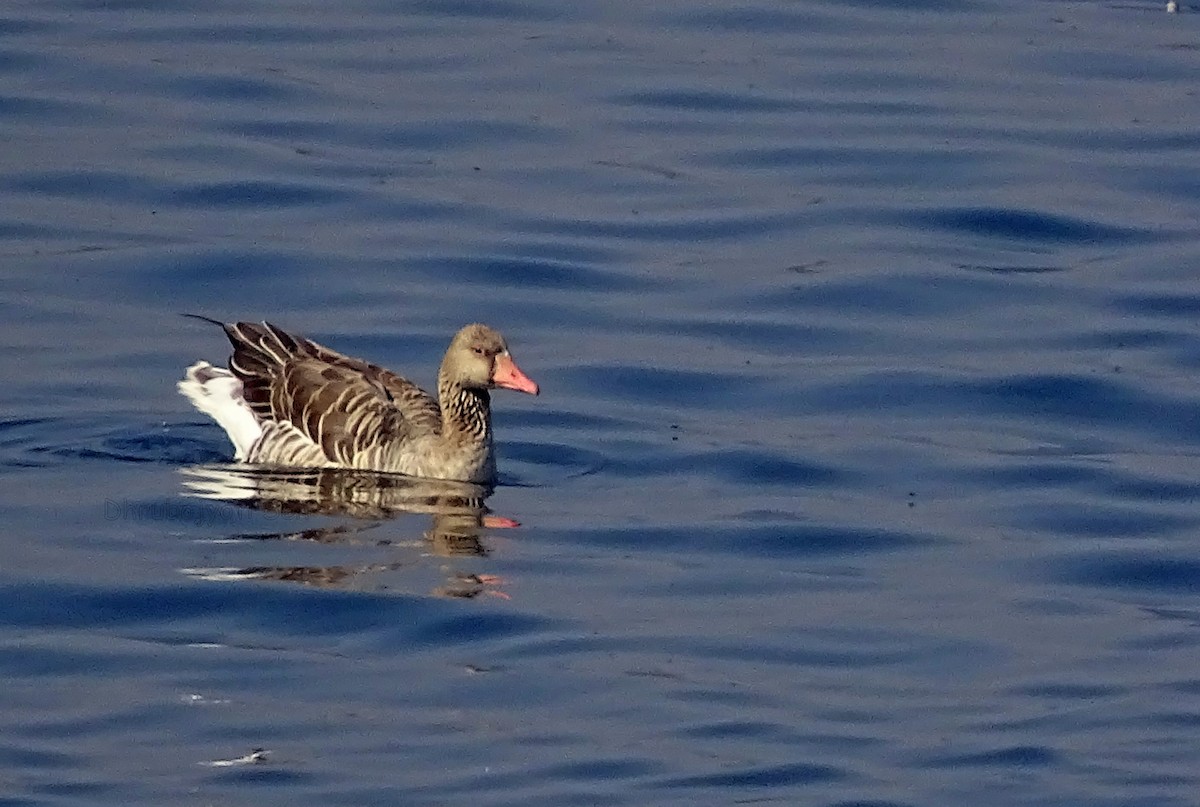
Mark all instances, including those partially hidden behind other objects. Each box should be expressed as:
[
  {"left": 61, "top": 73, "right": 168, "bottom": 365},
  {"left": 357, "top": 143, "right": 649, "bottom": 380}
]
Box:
[{"left": 178, "top": 362, "right": 263, "bottom": 460}]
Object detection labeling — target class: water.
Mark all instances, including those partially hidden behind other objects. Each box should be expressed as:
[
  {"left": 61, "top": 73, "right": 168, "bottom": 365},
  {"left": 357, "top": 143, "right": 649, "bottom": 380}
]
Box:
[{"left": 3, "top": 0, "right": 1200, "bottom": 804}]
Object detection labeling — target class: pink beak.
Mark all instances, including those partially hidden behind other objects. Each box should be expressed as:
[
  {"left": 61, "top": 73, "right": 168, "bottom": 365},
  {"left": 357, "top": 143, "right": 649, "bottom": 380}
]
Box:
[{"left": 492, "top": 354, "right": 539, "bottom": 395}]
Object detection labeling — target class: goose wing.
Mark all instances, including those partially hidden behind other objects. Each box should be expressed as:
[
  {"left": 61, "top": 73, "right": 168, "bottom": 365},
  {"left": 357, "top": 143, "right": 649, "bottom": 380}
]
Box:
[{"left": 222, "top": 322, "right": 442, "bottom": 464}]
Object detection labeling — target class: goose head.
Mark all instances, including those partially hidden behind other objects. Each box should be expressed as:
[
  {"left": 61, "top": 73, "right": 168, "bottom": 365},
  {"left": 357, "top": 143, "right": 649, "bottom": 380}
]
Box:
[{"left": 442, "top": 324, "right": 539, "bottom": 396}]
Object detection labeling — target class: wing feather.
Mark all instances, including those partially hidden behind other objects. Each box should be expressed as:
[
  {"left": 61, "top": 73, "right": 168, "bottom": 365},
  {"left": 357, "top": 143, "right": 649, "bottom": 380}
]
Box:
[{"left": 215, "top": 321, "right": 442, "bottom": 468}]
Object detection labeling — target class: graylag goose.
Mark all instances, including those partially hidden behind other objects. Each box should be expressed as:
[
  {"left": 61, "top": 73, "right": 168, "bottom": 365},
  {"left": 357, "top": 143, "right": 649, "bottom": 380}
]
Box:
[{"left": 178, "top": 319, "right": 538, "bottom": 483}]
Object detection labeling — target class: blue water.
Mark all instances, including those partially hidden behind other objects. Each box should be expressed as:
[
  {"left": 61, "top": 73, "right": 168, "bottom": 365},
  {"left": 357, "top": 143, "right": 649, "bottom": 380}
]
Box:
[{"left": 3, "top": 0, "right": 1200, "bottom": 804}]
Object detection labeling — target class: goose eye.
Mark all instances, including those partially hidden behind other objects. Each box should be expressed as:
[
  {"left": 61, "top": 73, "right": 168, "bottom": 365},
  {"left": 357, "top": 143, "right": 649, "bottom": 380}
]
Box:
[{"left": 472, "top": 346, "right": 486, "bottom": 356}]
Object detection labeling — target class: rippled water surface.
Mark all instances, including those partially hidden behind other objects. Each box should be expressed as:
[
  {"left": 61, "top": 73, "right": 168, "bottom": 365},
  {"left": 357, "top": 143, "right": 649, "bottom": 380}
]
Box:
[{"left": 4, "top": 1, "right": 1200, "bottom": 804}]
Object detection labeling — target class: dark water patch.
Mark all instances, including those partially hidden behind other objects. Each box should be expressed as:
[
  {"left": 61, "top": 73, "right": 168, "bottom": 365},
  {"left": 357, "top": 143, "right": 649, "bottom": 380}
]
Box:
[
  {"left": 706, "top": 145, "right": 978, "bottom": 181},
  {"left": 805, "top": 372, "right": 966, "bottom": 414},
  {"left": 1123, "top": 166, "right": 1200, "bottom": 205},
  {"left": 541, "top": 757, "right": 657, "bottom": 781},
  {"left": 686, "top": 633, "right": 967, "bottom": 669},
  {"left": 514, "top": 210, "right": 806, "bottom": 242},
  {"left": 226, "top": 118, "right": 342, "bottom": 141},
  {"left": 11, "top": 702, "right": 176, "bottom": 744},
  {"left": 920, "top": 744, "right": 1059, "bottom": 768},
  {"left": 1116, "top": 292, "right": 1200, "bottom": 318},
  {"left": 1008, "top": 682, "right": 1126, "bottom": 700},
  {"left": 648, "top": 761, "right": 846, "bottom": 789},
  {"left": 0, "top": 94, "right": 108, "bottom": 121},
  {"left": 1011, "top": 502, "right": 1194, "bottom": 538},
  {"left": 0, "top": 417, "right": 53, "bottom": 438},
  {"left": 975, "top": 373, "right": 1200, "bottom": 436},
  {"left": 678, "top": 719, "right": 798, "bottom": 741},
  {"left": 554, "top": 365, "right": 766, "bottom": 409},
  {"left": 1063, "top": 127, "right": 1200, "bottom": 153},
  {"left": 114, "top": 22, "right": 358, "bottom": 45},
  {"left": 571, "top": 445, "right": 846, "bottom": 488},
  {"left": 354, "top": 194, "right": 479, "bottom": 225},
  {"left": 1104, "top": 476, "right": 1200, "bottom": 504},
  {"left": 915, "top": 207, "right": 1151, "bottom": 245},
  {"left": 0, "top": 221, "right": 66, "bottom": 240},
  {"left": 1046, "top": 552, "right": 1200, "bottom": 593},
  {"left": 660, "top": 7, "right": 841, "bottom": 33},
  {"left": 556, "top": 521, "right": 938, "bottom": 558},
  {"left": 404, "top": 0, "right": 565, "bottom": 21},
  {"left": 661, "top": 317, "right": 852, "bottom": 355},
  {"left": 0, "top": 643, "right": 167, "bottom": 679},
  {"left": 501, "top": 440, "right": 607, "bottom": 480},
  {"left": 612, "top": 89, "right": 802, "bottom": 113},
  {"left": 28, "top": 782, "right": 116, "bottom": 799},
  {"left": 376, "top": 119, "right": 555, "bottom": 151},
  {"left": 1061, "top": 327, "right": 1188, "bottom": 351},
  {"left": 1042, "top": 48, "right": 1194, "bottom": 83},
  {"left": 404, "top": 255, "right": 656, "bottom": 292},
  {"left": 710, "top": 449, "right": 845, "bottom": 488},
  {"left": 769, "top": 270, "right": 1039, "bottom": 318},
  {"left": 166, "top": 75, "right": 301, "bottom": 103},
  {"left": 0, "top": 580, "right": 480, "bottom": 638},
  {"left": 0, "top": 744, "right": 75, "bottom": 769},
  {"left": 811, "top": 371, "right": 1200, "bottom": 444},
  {"left": 500, "top": 627, "right": 953, "bottom": 670},
  {"left": 0, "top": 220, "right": 114, "bottom": 242},
  {"left": 667, "top": 684, "right": 775, "bottom": 709},
  {"left": 956, "top": 462, "right": 1106, "bottom": 491},
  {"left": 50, "top": 0, "right": 193, "bottom": 11},
  {"left": 956, "top": 262, "right": 1072, "bottom": 274},
  {"left": 0, "top": 418, "right": 219, "bottom": 469},
  {"left": 853, "top": 0, "right": 972, "bottom": 8},
  {"left": 120, "top": 250, "right": 313, "bottom": 299},
  {"left": 35, "top": 425, "right": 227, "bottom": 466},
  {"left": 0, "top": 18, "right": 57, "bottom": 36},
  {"left": 404, "top": 610, "right": 554, "bottom": 648},
  {"left": 6, "top": 170, "right": 172, "bottom": 203},
  {"left": 500, "top": 408, "right": 642, "bottom": 433},
  {"left": 172, "top": 180, "right": 347, "bottom": 208}
]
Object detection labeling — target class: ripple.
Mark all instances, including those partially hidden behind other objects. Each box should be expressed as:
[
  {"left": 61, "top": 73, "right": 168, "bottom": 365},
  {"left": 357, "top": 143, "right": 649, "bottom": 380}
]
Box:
[
  {"left": 921, "top": 744, "right": 1060, "bottom": 768},
  {"left": 501, "top": 440, "right": 607, "bottom": 481},
  {"left": 915, "top": 207, "right": 1153, "bottom": 245},
  {"left": 512, "top": 210, "right": 806, "bottom": 241},
  {"left": 0, "top": 744, "right": 75, "bottom": 769},
  {"left": 558, "top": 521, "right": 939, "bottom": 558},
  {"left": 7, "top": 170, "right": 170, "bottom": 202},
  {"left": 1116, "top": 292, "right": 1200, "bottom": 317},
  {"left": 403, "top": 0, "right": 564, "bottom": 21},
  {"left": 25, "top": 422, "right": 227, "bottom": 467},
  {"left": 1047, "top": 552, "right": 1200, "bottom": 593},
  {"left": 554, "top": 364, "right": 764, "bottom": 409},
  {"left": 166, "top": 75, "right": 301, "bottom": 103},
  {"left": 661, "top": 7, "right": 840, "bottom": 34},
  {"left": 404, "top": 255, "right": 657, "bottom": 292},
  {"left": 171, "top": 180, "right": 347, "bottom": 208},
  {"left": 649, "top": 761, "right": 847, "bottom": 788},
  {"left": 1012, "top": 502, "right": 1195, "bottom": 538},
  {"left": 0, "top": 94, "right": 109, "bottom": 121},
  {"left": 611, "top": 89, "right": 803, "bottom": 113}
]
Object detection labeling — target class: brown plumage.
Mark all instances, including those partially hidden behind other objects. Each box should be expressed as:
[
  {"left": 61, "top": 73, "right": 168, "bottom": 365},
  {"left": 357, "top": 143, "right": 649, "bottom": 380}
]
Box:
[{"left": 178, "top": 319, "right": 539, "bottom": 483}]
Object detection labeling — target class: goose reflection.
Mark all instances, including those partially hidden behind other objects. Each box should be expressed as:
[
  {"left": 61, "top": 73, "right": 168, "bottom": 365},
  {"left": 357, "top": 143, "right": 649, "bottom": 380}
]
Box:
[{"left": 179, "top": 465, "right": 516, "bottom": 598}]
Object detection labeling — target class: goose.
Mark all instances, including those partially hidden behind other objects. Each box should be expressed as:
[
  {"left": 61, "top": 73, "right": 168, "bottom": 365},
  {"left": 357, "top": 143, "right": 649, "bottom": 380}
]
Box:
[{"left": 178, "top": 318, "right": 538, "bottom": 483}]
